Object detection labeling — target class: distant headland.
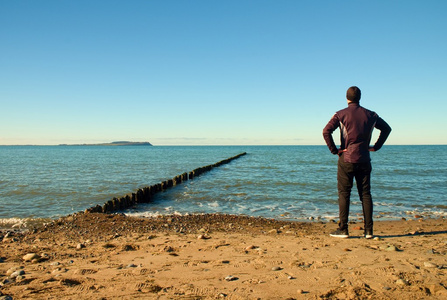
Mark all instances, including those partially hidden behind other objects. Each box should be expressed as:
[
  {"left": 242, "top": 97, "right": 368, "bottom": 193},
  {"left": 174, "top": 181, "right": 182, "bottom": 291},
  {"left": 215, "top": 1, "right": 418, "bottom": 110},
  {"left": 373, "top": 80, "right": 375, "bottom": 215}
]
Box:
[{"left": 59, "top": 141, "right": 153, "bottom": 146}]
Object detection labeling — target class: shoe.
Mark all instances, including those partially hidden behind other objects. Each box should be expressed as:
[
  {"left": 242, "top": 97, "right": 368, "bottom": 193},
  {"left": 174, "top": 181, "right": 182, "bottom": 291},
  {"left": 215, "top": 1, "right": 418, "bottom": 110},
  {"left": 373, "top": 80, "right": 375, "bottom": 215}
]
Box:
[
  {"left": 364, "top": 230, "right": 373, "bottom": 239},
  {"left": 330, "top": 228, "right": 349, "bottom": 238}
]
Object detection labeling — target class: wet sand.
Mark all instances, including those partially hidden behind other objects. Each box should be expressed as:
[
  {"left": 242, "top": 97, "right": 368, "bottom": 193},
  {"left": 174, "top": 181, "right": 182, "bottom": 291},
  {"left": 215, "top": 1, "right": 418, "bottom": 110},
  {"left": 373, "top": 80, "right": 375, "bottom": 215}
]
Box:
[{"left": 1, "top": 213, "right": 446, "bottom": 299}]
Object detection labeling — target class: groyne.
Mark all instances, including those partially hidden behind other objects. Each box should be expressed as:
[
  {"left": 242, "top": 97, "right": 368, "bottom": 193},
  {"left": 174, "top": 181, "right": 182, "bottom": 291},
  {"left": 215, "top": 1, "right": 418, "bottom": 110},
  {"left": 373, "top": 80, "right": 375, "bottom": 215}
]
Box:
[{"left": 84, "top": 152, "right": 247, "bottom": 214}]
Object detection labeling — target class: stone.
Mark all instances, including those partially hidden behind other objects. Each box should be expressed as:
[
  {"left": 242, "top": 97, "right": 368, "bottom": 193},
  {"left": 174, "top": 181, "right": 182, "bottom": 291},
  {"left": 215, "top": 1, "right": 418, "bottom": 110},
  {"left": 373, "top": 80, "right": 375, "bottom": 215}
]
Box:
[
  {"left": 382, "top": 245, "right": 400, "bottom": 252},
  {"left": 396, "top": 279, "right": 409, "bottom": 286},
  {"left": 197, "top": 234, "right": 211, "bottom": 240},
  {"left": 23, "top": 253, "right": 40, "bottom": 262},
  {"left": 424, "top": 261, "right": 438, "bottom": 268},
  {"left": 225, "top": 275, "right": 238, "bottom": 281},
  {"left": 10, "top": 270, "right": 25, "bottom": 278},
  {"left": 271, "top": 266, "right": 282, "bottom": 271}
]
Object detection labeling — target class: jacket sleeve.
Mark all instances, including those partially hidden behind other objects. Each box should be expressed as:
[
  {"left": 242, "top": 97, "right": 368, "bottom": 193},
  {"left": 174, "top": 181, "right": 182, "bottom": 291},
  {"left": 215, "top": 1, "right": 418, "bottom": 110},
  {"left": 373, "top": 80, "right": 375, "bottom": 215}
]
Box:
[
  {"left": 372, "top": 117, "right": 392, "bottom": 151},
  {"left": 323, "top": 114, "right": 340, "bottom": 155}
]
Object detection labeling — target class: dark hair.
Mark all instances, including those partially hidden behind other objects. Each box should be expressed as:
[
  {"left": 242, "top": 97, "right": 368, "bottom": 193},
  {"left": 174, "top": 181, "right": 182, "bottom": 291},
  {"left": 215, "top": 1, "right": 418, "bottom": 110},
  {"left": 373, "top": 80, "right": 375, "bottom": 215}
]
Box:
[{"left": 346, "top": 86, "right": 361, "bottom": 102}]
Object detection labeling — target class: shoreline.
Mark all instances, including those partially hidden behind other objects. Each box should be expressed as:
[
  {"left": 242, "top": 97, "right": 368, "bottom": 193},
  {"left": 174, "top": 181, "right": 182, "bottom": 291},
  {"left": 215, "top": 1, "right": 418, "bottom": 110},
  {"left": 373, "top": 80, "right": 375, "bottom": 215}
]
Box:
[
  {"left": 1, "top": 213, "right": 446, "bottom": 299},
  {"left": 1, "top": 209, "right": 444, "bottom": 231}
]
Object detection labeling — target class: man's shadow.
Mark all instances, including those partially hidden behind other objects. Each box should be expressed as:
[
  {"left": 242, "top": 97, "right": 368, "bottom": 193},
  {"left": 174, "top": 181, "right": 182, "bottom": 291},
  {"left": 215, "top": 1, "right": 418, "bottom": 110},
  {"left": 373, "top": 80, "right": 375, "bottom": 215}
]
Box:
[
  {"left": 349, "top": 230, "right": 447, "bottom": 239},
  {"left": 378, "top": 230, "right": 447, "bottom": 239}
]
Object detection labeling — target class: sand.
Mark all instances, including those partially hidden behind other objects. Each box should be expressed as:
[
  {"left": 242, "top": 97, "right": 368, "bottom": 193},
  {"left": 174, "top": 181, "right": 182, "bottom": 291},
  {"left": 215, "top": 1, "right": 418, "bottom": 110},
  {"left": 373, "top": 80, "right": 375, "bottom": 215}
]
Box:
[{"left": 1, "top": 213, "right": 446, "bottom": 299}]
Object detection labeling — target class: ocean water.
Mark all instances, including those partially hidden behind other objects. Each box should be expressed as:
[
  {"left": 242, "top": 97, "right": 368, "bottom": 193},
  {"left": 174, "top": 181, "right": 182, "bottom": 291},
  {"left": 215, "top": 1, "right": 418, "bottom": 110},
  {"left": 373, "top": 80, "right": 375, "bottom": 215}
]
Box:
[{"left": 1, "top": 145, "right": 446, "bottom": 226}]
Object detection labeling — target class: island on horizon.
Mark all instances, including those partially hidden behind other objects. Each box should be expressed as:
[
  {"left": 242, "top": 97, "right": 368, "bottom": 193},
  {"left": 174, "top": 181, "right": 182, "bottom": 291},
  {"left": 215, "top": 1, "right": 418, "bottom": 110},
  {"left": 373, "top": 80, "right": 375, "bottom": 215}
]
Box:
[{"left": 59, "top": 141, "right": 153, "bottom": 146}]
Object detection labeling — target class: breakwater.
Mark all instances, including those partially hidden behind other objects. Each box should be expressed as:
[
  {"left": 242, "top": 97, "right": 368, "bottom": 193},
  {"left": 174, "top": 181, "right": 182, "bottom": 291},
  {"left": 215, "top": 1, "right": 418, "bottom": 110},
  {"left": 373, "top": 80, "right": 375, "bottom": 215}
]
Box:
[{"left": 84, "top": 152, "right": 247, "bottom": 214}]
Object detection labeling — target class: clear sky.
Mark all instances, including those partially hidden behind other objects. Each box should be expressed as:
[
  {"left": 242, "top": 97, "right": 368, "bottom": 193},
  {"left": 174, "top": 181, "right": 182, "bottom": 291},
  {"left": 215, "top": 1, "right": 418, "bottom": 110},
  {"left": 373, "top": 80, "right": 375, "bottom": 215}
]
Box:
[{"left": 1, "top": 1, "right": 446, "bottom": 145}]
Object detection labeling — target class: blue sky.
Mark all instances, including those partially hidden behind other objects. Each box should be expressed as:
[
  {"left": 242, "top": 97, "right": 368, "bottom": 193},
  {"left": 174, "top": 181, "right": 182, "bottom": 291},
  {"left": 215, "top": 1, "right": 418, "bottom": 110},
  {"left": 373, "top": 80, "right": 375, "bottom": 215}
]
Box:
[{"left": 1, "top": 1, "right": 446, "bottom": 145}]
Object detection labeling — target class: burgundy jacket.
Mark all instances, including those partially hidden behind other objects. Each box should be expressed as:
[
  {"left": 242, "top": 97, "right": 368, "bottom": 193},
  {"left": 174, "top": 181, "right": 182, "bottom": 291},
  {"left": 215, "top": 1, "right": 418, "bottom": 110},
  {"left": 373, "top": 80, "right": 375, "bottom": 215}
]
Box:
[{"left": 323, "top": 102, "right": 391, "bottom": 163}]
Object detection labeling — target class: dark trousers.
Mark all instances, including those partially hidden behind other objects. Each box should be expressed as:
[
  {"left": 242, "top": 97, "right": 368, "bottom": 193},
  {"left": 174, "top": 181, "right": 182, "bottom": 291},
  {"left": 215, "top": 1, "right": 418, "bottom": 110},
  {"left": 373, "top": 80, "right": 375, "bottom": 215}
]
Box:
[{"left": 337, "top": 154, "right": 373, "bottom": 231}]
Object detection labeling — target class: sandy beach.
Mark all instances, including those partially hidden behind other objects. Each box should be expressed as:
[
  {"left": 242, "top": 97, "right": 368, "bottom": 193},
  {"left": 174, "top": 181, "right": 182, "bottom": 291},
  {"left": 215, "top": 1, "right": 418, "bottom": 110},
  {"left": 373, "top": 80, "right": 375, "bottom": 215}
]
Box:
[{"left": 1, "top": 213, "right": 446, "bottom": 299}]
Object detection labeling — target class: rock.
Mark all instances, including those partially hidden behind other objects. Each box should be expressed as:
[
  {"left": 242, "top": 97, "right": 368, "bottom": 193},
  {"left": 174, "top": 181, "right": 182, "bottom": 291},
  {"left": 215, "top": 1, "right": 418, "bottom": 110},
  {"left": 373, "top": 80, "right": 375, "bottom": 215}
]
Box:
[
  {"left": 424, "top": 262, "right": 438, "bottom": 268},
  {"left": 396, "top": 279, "right": 409, "bottom": 286},
  {"left": 76, "top": 243, "right": 85, "bottom": 250},
  {"left": 126, "top": 264, "right": 137, "bottom": 268},
  {"left": 381, "top": 245, "right": 400, "bottom": 252},
  {"left": 10, "top": 270, "right": 25, "bottom": 278},
  {"left": 297, "top": 289, "right": 304, "bottom": 294},
  {"left": 197, "top": 234, "right": 211, "bottom": 240},
  {"left": 23, "top": 253, "right": 40, "bottom": 262},
  {"left": 0, "top": 295, "right": 13, "bottom": 300},
  {"left": 271, "top": 266, "right": 282, "bottom": 271},
  {"left": 6, "top": 267, "right": 23, "bottom": 276},
  {"left": 225, "top": 275, "right": 238, "bottom": 281},
  {"left": 268, "top": 229, "right": 278, "bottom": 234},
  {"left": 245, "top": 245, "right": 257, "bottom": 251}
]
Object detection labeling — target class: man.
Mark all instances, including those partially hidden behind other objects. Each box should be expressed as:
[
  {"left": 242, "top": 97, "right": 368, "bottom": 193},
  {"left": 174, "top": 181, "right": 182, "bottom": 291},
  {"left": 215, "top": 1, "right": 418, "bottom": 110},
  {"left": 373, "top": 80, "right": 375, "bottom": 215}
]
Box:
[{"left": 323, "top": 86, "right": 391, "bottom": 239}]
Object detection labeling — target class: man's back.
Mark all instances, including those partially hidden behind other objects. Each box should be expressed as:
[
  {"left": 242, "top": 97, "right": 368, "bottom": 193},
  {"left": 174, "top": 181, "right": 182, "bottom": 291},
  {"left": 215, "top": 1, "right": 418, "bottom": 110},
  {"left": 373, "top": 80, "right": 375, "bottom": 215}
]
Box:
[{"left": 323, "top": 102, "right": 391, "bottom": 163}]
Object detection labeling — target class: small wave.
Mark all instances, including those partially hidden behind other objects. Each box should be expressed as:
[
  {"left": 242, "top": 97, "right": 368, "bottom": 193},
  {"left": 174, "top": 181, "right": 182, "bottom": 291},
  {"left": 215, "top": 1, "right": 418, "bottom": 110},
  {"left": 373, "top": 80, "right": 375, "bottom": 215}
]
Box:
[
  {"left": 0, "top": 217, "right": 51, "bottom": 230},
  {"left": 208, "top": 201, "right": 220, "bottom": 208}
]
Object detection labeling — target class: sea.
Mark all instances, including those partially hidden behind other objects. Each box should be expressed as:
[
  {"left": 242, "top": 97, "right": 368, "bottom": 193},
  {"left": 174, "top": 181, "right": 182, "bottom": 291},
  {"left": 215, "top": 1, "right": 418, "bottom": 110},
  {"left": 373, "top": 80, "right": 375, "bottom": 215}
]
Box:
[{"left": 1, "top": 145, "right": 446, "bottom": 228}]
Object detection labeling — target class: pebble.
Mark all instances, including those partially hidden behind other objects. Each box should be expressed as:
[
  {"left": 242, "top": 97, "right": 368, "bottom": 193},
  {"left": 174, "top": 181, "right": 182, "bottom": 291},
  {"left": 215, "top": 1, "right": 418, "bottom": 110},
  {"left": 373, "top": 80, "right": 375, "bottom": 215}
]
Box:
[
  {"left": 396, "top": 279, "right": 409, "bottom": 286},
  {"left": 424, "top": 262, "right": 438, "bottom": 268},
  {"left": 6, "top": 267, "right": 23, "bottom": 276},
  {"left": 10, "top": 270, "right": 25, "bottom": 278},
  {"left": 23, "top": 253, "right": 40, "bottom": 262},
  {"left": 76, "top": 243, "right": 85, "bottom": 250},
  {"left": 268, "top": 229, "right": 278, "bottom": 234},
  {"left": 126, "top": 264, "right": 137, "bottom": 268},
  {"left": 381, "top": 245, "right": 399, "bottom": 252},
  {"left": 197, "top": 234, "right": 211, "bottom": 240},
  {"left": 245, "top": 245, "right": 257, "bottom": 251},
  {"left": 0, "top": 295, "right": 13, "bottom": 300},
  {"left": 297, "top": 289, "right": 304, "bottom": 294},
  {"left": 271, "top": 266, "right": 282, "bottom": 271},
  {"left": 225, "top": 275, "right": 238, "bottom": 281}
]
